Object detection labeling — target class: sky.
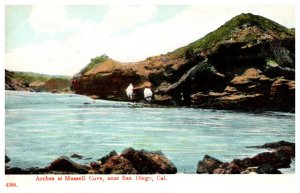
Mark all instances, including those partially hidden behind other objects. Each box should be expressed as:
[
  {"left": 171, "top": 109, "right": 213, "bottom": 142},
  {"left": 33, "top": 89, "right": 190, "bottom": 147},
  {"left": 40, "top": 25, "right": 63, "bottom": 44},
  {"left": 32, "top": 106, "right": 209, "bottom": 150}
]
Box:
[{"left": 5, "top": 4, "right": 295, "bottom": 76}]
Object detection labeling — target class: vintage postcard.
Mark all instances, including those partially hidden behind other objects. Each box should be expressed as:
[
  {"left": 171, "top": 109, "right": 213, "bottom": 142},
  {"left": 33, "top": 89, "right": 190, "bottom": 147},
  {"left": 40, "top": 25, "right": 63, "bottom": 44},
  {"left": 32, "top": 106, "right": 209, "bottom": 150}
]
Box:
[{"left": 2, "top": 1, "right": 297, "bottom": 193}]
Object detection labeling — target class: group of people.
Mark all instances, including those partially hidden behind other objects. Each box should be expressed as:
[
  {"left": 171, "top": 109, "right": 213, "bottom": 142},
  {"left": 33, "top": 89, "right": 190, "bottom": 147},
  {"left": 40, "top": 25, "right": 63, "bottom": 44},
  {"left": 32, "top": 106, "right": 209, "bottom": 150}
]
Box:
[{"left": 125, "top": 83, "right": 153, "bottom": 102}]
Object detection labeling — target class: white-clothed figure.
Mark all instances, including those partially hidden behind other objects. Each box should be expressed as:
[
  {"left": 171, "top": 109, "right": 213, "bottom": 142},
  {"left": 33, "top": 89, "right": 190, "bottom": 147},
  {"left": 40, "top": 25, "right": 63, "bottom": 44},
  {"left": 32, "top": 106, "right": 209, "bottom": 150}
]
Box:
[
  {"left": 144, "top": 87, "right": 153, "bottom": 102},
  {"left": 126, "top": 83, "right": 134, "bottom": 100},
  {"left": 181, "top": 93, "right": 184, "bottom": 101}
]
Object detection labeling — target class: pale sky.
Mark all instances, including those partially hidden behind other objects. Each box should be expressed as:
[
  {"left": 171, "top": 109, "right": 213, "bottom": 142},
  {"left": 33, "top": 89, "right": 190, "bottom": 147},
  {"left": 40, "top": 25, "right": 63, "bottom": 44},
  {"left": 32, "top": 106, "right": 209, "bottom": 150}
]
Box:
[{"left": 5, "top": 5, "right": 295, "bottom": 76}]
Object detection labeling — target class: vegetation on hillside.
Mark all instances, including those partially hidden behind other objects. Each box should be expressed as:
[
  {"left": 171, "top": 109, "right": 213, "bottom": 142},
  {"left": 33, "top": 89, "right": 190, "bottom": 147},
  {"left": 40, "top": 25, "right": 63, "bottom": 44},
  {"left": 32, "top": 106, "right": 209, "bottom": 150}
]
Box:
[
  {"left": 13, "top": 72, "right": 49, "bottom": 83},
  {"left": 44, "top": 78, "right": 71, "bottom": 91},
  {"left": 13, "top": 71, "right": 71, "bottom": 83},
  {"left": 80, "top": 54, "right": 109, "bottom": 75},
  {"left": 171, "top": 13, "right": 293, "bottom": 58},
  {"left": 288, "top": 28, "right": 295, "bottom": 35}
]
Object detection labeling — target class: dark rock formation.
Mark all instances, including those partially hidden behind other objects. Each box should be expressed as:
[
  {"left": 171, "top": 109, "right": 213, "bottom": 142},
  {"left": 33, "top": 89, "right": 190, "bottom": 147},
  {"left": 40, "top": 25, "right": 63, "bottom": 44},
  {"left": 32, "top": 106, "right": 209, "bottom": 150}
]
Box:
[
  {"left": 72, "top": 67, "right": 143, "bottom": 101},
  {"left": 70, "top": 153, "right": 83, "bottom": 159},
  {"left": 90, "top": 162, "right": 100, "bottom": 170},
  {"left": 99, "top": 154, "right": 138, "bottom": 174},
  {"left": 5, "top": 155, "right": 10, "bottom": 163},
  {"left": 5, "top": 166, "right": 49, "bottom": 175},
  {"left": 256, "top": 164, "right": 282, "bottom": 174},
  {"left": 47, "top": 156, "right": 90, "bottom": 174},
  {"left": 244, "top": 151, "right": 291, "bottom": 168},
  {"left": 5, "top": 148, "right": 176, "bottom": 175},
  {"left": 121, "top": 148, "right": 177, "bottom": 174},
  {"left": 98, "top": 150, "right": 117, "bottom": 164},
  {"left": 71, "top": 13, "right": 295, "bottom": 112},
  {"left": 5, "top": 167, "right": 26, "bottom": 174},
  {"left": 276, "top": 146, "right": 295, "bottom": 158},
  {"left": 248, "top": 140, "right": 295, "bottom": 158},
  {"left": 99, "top": 148, "right": 177, "bottom": 174},
  {"left": 197, "top": 155, "right": 223, "bottom": 174},
  {"left": 199, "top": 151, "right": 291, "bottom": 174},
  {"left": 213, "top": 161, "right": 244, "bottom": 174},
  {"left": 197, "top": 140, "right": 295, "bottom": 174},
  {"left": 248, "top": 140, "right": 295, "bottom": 149}
]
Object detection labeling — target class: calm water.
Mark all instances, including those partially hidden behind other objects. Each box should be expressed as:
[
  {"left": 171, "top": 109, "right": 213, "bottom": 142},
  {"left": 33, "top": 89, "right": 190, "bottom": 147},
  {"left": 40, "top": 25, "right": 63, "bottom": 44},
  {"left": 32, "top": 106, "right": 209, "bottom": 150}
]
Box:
[{"left": 5, "top": 91, "right": 295, "bottom": 173}]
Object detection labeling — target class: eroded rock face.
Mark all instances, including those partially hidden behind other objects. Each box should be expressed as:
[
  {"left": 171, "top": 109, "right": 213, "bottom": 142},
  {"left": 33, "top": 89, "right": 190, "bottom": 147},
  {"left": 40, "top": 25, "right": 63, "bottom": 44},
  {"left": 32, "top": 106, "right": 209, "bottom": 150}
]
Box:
[
  {"left": 187, "top": 40, "right": 294, "bottom": 112},
  {"left": 71, "top": 14, "right": 294, "bottom": 112},
  {"left": 72, "top": 70, "right": 143, "bottom": 101}
]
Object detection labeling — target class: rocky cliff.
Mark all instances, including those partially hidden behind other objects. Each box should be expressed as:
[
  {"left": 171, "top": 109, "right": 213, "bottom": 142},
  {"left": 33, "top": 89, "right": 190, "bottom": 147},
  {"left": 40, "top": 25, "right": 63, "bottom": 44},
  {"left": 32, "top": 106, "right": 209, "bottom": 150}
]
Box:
[{"left": 71, "top": 13, "right": 295, "bottom": 112}]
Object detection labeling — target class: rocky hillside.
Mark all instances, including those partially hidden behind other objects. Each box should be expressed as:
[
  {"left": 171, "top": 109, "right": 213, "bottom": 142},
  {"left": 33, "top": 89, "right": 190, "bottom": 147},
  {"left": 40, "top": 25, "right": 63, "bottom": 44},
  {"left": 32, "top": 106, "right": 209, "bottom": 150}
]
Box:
[
  {"left": 71, "top": 13, "right": 295, "bottom": 112},
  {"left": 5, "top": 70, "right": 72, "bottom": 93},
  {"left": 5, "top": 70, "right": 34, "bottom": 91}
]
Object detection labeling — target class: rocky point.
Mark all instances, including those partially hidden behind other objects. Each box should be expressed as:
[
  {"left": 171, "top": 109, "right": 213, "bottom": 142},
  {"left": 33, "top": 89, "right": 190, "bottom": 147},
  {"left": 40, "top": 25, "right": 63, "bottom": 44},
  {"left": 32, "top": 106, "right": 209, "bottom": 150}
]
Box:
[{"left": 71, "top": 13, "right": 295, "bottom": 112}]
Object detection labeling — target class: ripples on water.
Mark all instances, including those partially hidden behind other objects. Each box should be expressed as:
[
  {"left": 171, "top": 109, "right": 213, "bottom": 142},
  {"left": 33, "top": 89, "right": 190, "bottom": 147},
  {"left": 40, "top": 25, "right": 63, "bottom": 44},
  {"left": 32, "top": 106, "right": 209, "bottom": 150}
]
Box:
[{"left": 5, "top": 91, "right": 295, "bottom": 173}]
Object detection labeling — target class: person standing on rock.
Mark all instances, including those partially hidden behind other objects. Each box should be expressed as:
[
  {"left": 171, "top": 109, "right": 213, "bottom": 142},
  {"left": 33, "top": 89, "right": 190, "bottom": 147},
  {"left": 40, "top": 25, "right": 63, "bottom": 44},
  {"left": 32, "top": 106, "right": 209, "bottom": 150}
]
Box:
[{"left": 126, "top": 83, "right": 134, "bottom": 100}]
